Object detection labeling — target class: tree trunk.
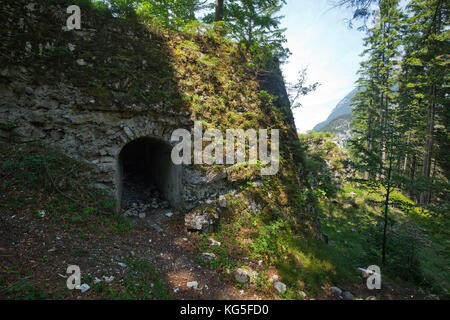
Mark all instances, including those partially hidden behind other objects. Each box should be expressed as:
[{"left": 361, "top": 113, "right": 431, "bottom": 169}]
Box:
[
  {"left": 214, "top": 0, "right": 224, "bottom": 21},
  {"left": 409, "top": 155, "right": 416, "bottom": 200},
  {"left": 420, "top": 84, "right": 436, "bottom": 204},
  {"left": 403, "top": 133, "right": 411, "bottom": 173},
  {"left": 365, "top": 106, "right": 374, "bottom": 180},
  {"left": 419, "top": 0, "right": 443, "bottom": 204},
  {"left": 382, "top": 157, "right": 393, "bottom": 265}
]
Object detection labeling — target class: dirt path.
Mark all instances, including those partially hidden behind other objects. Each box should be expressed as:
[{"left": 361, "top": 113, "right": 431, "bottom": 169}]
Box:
[{"left": 0, "top": 206, "right": 266, "bottom": 300}]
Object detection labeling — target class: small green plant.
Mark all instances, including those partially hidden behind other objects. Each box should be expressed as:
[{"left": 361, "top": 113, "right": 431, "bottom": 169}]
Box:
[
  {"left": 110, "top": 217, "right": 133, "bottom": 234},
  {"left": 0, "top": 121, "right": 16, "bottom": 131}
]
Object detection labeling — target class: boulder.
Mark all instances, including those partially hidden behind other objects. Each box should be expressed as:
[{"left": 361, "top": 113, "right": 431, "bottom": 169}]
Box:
[
  {"left": 274, "top": 281, "right": 287, "bottom": 294},
  {"left": 185, "top": 205, "right": 219, "bottom": 233},
  {"left": 235, "top": 268, "right": 251, "bottom": 284},
  {"left": 343, "top": 291, "right": 354, "bottom": 300},
  {"left": 330, "top": 286, "right": 342, "bottom": 296}
]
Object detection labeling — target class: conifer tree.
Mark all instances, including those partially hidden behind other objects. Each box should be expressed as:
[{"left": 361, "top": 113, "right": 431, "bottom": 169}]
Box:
[
  {"left": 400, "top": 0, "right": 449, "bottom": 205},
  {"left": 350, "top": 0, "right": 405, "bottom": 264}
]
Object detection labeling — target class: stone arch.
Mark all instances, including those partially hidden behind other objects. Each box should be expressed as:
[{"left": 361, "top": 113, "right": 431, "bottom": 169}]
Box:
[{"left": 115, "top": 136, "right": 183, "bottom": 215}]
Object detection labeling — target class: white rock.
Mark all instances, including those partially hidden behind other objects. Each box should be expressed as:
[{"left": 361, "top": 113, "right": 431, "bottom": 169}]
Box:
[
  {"left": 103, "top": 276, "right": 114, "bottom": 283},
  {"left": 202, "top": 253, "right": 217, "bottom": 261},
  {"left": 165, "top": 212, "right": 174, "bottom": 218},
  {"left": 209, "top": 238, "right": 221, "bottom": 246},
  {"left": 274, "top": 281, "right": 287, "bottom": 294},
  {"left": 76, "top": 59, "right": 87, "bottom": 66},
  {"left": 93, "top": 277, "right": 102, "bottom": 284},
  {"left": 187, "top": 281, "right": 199, "bottom": 289},
  {"left": 235, "top": 268, "right": 251, "bottom": 284},
  {"left": 358, "top": 267, "right": 375, "bottom": 279},
  {"left": 253, "top": 180, "right": 263, "bottom": 187},
  {"left": 219, "top": 195, "right": 227, "bottom": 208},
  {"left": 80, "top": 283, "right": 90, "bottom": 293},
  {"left": 25, "top": 41, "right": 32, "bottom": 52},
  {"left": 117, "top": 262, "right": 127, "bottom": 268},
  {"left": 68, "top": 43, "right": 76, "bottom": 52}
]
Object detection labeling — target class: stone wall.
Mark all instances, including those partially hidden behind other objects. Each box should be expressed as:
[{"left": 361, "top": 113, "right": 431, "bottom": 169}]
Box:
[
  {"left": 0, "top": 0, "right": 231, "bottom": 213},
  {"left": 1, "top": 67, "right": 234, "bottom": 211}
]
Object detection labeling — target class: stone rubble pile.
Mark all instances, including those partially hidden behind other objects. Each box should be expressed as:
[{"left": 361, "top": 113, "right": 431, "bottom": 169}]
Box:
[
  {"left": 122, "top": 201, "right": 150, "bottom": 218},
  {"left": 121, "top": 175, "right": 170, "bottom": 219}
]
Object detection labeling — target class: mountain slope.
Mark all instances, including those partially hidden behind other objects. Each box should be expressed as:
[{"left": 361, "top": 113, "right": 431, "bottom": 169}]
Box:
[
  {"left": 312, "top": 89, "right": 357, "bottom": 146},
  {"left": 313, "top": 89, "right": 357, "bottom": 131}
]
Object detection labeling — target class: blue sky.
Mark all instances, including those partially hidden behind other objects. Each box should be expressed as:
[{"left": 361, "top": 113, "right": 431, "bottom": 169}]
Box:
[{"left": 279, "top": 0, "right": 365, "bottom": 133}]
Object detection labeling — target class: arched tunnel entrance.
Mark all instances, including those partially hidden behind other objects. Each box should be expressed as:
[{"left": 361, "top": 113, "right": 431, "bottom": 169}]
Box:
[{"left": 116, "top": 137, "right": 183, "bottom": 217}]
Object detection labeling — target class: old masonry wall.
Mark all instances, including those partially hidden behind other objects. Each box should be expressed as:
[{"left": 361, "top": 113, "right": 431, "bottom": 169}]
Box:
[{"left": 0, "top": 0, "right": 231, "bottom": 213}]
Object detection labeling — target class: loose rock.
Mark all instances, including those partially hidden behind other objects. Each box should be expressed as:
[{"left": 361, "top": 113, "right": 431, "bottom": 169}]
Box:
[
  {"left": 343, "top": 291, "right": 354, "bottom": 300},
  {"left": 270, "top": 274, "right": 279, "bottom": 282},
  {"left": 219, "top": 195, "right": 227, "bottom": 208},
  {"left": 202, "top": 253, "right": 217, "bottom": 261},
  {"left": 274, "top": 281, "right": 287, "bottom": 294},
  {"left": 185, "top": 205, "right": 218, "bottom": 233},
  {"left": 80, "top": 283, "right": 90, "bottom": 293},
  {"left": 187, "top": 281, "right": 199, "bottom": 289},
  {"left": 209, "top": 238, "right": 221, "bottom": 247},
  {"left": 330, "top": 286, "right": 343, "bottom": 296},
  {"left": 235, "top": 268, "right": 251, "bottom": 284},
  {"left": 357, "top": 267, "right": 374, "bottom": 279}
]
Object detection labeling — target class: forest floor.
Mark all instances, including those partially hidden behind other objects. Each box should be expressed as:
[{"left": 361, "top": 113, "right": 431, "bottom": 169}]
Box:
[
  {"left": 0, "top": 140, "right": 447, "bottom": 300},
  {"left": 0, "top": 202, "right": 427, "bottom": 300},
  {"left": 0, "top": 204, "right": 249, "bottom": 300}
]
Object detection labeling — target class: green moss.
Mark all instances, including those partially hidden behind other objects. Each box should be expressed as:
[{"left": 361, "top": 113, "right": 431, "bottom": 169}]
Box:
[
  {"left": 0, "top": 121, "right": 16, "bottom": 131},
  {"left": 86, "top": 87, "right": 112, "bottom": 105}
]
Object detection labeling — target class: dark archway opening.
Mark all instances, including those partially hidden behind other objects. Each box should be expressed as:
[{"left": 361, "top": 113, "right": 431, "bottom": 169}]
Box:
[{"left": 117, "top": 137, "right": 182, "bottom": 217}]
